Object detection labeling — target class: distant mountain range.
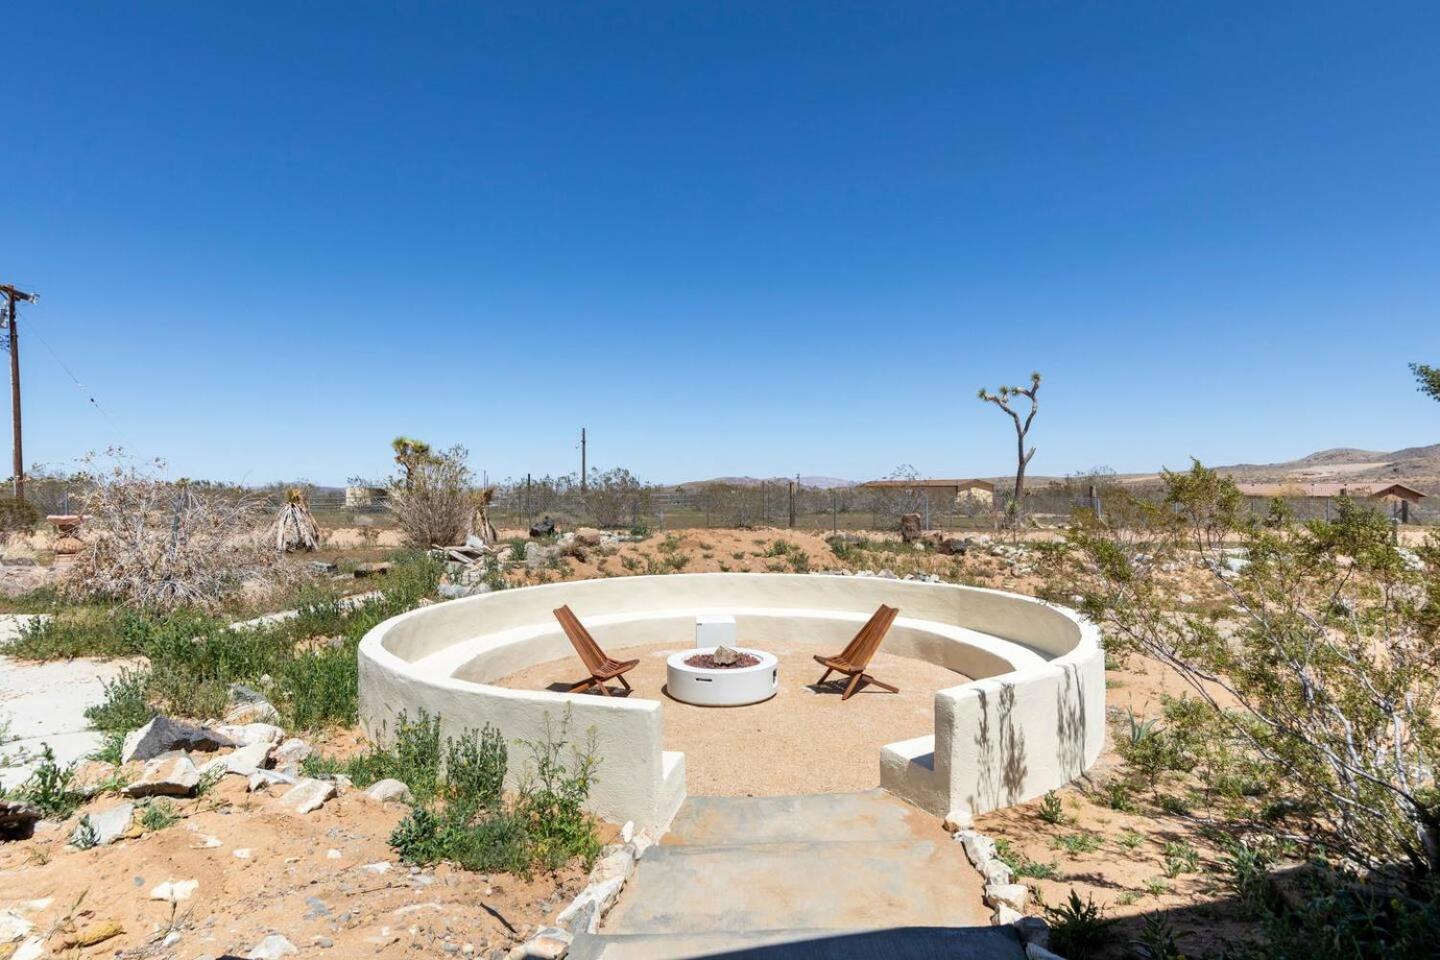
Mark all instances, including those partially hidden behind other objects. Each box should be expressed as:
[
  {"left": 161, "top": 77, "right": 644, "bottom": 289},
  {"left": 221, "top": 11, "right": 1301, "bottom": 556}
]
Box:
[{"left": 676, "top": 476, "right": 859, "bottom": 490}]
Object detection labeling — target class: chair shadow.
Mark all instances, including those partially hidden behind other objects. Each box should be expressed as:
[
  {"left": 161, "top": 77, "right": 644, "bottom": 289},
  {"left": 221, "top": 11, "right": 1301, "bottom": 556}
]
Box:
[{"left": 541, "top": 681, "right": 634, "bottom": 698}]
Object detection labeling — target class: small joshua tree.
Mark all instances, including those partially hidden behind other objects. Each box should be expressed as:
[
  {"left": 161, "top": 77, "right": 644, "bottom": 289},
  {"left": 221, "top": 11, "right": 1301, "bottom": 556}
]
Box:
[
  {"left": 978, "top": 372, "right": 1041, "bottom": 526},
  {"left": 1412, "top": 362, "right": 1440, "bottom": 403},
  {"left": 391, "top": 437, "right": 433, "bottom": 490}
]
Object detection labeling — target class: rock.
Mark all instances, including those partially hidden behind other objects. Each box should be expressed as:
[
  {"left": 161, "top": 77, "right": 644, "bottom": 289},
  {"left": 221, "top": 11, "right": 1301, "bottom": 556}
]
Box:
[
  {"left": 200, "top": 741, "right": 275, "bottom": 778},
  {"left": 937, "top": 537, "right": 971, "bottom": 557},
  {"left": 942, "top": 809, "right": 973, "bottom": 833},
  {"left": 899, "top": 513, "right": 923, "bottom": 542},
  {"left": 0, "top": 909, "right": 34, "bottom": 943},
  {"left": 310, "top": 561, "right": 339, "bottom": 574},
  {"left": 247, "top": 934, "right": 299, "bottom": 959},
  {"left": 272, "top": 738, "right": 312, "bottom": 767},
  {"left": 507, "top": 926, "right": 572, "bottom": 959},
  {"left": 1013, "top": 916, "right": 1050, "bottom": 948},
  {"left": 981, "top": 858, "right": 1014, "bottom": 886},
  {"left": 630, "top": 832, "right": 654, "bottom": 860},
  {"left": 439, "top": 582, "right": 492, "bottom": 599},
  {"left": 958, "top": 830, "right": 996, "bottom": 866},
  {"left": 354, "top": 562, "right": 392, "bottom": 578},
  {"left": 11, "top": 938, "right": 44, "bottom": 960},
  {"left": 529, "top": 517, "right": 556, "bottom": 538},
  {"left": 0, "top": 799, "right": 41, "bottom": 838},
  {"left": 993, "top": 904, "right": 1024, "bottom": 926},
  {"left": 278, "top": 778, "right": 336, "bottom": 814},
  {"left": 574, "top": 527, "right": 602, "bottom": 547},
  {"left": 556, "top": 877, "right": 623, "bottom": 934},
  {"left": 985, "top": 883, "right": 1029, "bottom": 912},
  {"left": 587, "top": 846, "right": 635, "bottom": 885},
  {"left": 215, "top": 722, "right": 285, "bottom": 746},
  {"left": 359, "top": 861, "right": 392, "bottom": 874},
  {"left": 619, "top": 821, "right": 634, "bottom": 844},
  {"left": 233, "top": 848, "right": 253, "bottom": 859},
  {"left": 364, "top": 779, "right": 413, "bottom": 804},
  {"left": 248, "top": 769, "right": 298, "bottom": 792},
  {"left": 709, "top": 645, "right": 740, "bottom": 666},
  {"left": 74, "top": 802, "right": 136, "bottom": 846},
  {"left": 121, "top": 717, "right": 236, "bottom": 763},
  {"left": 224, "top": 699, "right": 280, "bottom": 725},
  {"left": 149, "top": 879, "right": 199, "bottom": 902},
  {"left": 124, "top": 755, "right": 201, "bottom": 798}
]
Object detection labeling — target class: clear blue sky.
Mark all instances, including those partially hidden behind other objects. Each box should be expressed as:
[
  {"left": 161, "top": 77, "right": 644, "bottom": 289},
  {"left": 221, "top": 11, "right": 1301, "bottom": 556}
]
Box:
[{"left": 3, "top": 2, "right": 1437, "bottom": 486}]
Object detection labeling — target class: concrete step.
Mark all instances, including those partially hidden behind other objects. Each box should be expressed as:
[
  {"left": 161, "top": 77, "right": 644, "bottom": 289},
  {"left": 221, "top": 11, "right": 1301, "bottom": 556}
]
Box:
[
  {"left": 603, "top": 839, "right": 977, "bottom": 934},
  {"left": 570, "top": 926, "right": 1025, "bottom": 960},
  {"left": 664, "top": 789, "right": 925, "bottom": 846}
]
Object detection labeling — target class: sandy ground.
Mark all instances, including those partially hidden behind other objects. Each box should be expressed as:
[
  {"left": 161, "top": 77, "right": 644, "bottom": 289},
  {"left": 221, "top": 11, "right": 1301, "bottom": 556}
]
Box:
[
  {"left": 0, "top": 764, "right": 586, "bottom": 959},
  {"left": 496, "top": 638, "right": 969, "bottom": 797}
]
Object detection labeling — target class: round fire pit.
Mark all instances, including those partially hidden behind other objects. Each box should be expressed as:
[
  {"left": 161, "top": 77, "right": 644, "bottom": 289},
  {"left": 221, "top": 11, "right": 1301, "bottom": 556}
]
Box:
[{"left": 665, "top": 646, "right": 778, "bottom": 707}]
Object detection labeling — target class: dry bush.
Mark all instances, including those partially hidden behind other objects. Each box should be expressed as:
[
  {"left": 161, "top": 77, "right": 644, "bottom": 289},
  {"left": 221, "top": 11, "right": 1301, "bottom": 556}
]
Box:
[
  {"left": 389, "top": 445, "right": 472, "bottom": 547},
  {"left": 272, "top": 487, "right": 321, "bottom": 552},
  {"left": 64, "top": 454, "right": 284, "bottom": 612}
]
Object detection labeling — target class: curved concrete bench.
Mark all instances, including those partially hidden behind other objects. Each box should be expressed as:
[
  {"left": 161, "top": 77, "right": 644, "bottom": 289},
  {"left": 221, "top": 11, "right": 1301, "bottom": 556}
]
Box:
[{"left": 358, "top": 573, "right": 1104, "bottom": 831}]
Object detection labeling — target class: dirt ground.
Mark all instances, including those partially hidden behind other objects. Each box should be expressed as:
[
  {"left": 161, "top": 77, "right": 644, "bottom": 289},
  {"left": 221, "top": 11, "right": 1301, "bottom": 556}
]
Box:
[
  {"left": 0, "top": 765, "right": 585, "bottom": 960},
  {"left": 496, "top": 638, "right": 969, "bottom": 797}
]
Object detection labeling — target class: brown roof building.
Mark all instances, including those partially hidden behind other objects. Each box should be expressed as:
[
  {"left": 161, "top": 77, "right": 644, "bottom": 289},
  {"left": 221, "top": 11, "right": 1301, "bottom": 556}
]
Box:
[{"left": 858, "top": 478, "right": 995, "bottom": 504}]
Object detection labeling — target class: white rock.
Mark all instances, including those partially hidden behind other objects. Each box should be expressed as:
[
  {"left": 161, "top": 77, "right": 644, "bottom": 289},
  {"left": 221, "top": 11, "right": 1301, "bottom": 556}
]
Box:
[
  {"left": 247, "top": 769, "right": 298, "bottom": 792},
  {"left": 233, "top": 848, "right": 253, "bottom": 859},
  {"left": 984, "top": 883, "right": 1028, "bottom": 911},
  {"left": 958, "top": 830, "right": 995, "bottom": 866},
  {"left": 555, "top": 876, "right": 624, "bottom": 934},
  {"left": 588, "top": 846, "right": 635, "bottom": 885},
  {"left": 12, "top": 938, "right": 44, "bottom": 960},
  {"left": 363, "top": 778, "right": 413, "bottom": 804},
  {"left": 992, "top": 903, "right": 1023, "bottom": 926},
  {"left": 0, "top": 910, "right": 34, "bottom": 943},
  {"left": 149, "top": 879, "right": 199, "bottom": 902},
  {"left": 981, "top": 858, "right": 1014, "bottom": 886},
  {"left": 359, "top": 861, "right": 392, "bottom": 874},
  {"left": 124, "top": 755, "right": 201, "bottom": 797},
  {"left": 507, "top": 926, "right": 572, "bottom": 959},
  {"left": 619, "top": 820, "right": 635, "bottom": 843},
  {"left": 277, "top": 778, "right": 336, "bottom": 814},
  {"left": 200, "top": 741, "right": 275, "bottom": 778},
  {"left": 631, "top": 833, "right": 654, "bottom": 860},
  {"left": 75, "top": 801, "right": 135, "bottom": 846},
  {"left": 246, "top": 933, "right": 299, "bottom": 959},
  {"left": 942, "top": 809, "right": 973, "bottom": 833},
  {"left": 326, "top": 848, "right": 342, "bottom": 860},
  {"left": 272, "top": 738, "right": 312, "bottom": 767},
  {"left": 215, "top": 722, "right": 285, "bottom": 746}
]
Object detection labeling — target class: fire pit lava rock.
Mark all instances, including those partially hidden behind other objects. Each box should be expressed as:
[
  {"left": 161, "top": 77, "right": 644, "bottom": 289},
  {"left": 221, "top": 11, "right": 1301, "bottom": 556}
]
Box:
[{"left": 666, "top": 646, "right": 778, "bottom": 707}]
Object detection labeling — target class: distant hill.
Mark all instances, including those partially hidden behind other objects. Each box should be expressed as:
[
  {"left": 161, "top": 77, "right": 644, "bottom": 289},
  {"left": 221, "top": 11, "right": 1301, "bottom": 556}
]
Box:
[
  {"left": 1212, "top": 443, "right": 1440, "bottom": 487},
  {"left": 676, "top": 476, "right": 858, "bottom": 490}
]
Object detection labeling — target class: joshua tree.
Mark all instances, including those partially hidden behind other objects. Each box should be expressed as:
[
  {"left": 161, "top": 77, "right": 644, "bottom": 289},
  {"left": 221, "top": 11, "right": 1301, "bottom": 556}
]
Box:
[
  {"left": 978, "top": 372, "right": 1041, "bottom": 525},
  {"left": 391, "top": 437, "right": 433, "bottom": 490},
  {"left": 1412, "top": 362, "right": 1440, "bottom": 402}
]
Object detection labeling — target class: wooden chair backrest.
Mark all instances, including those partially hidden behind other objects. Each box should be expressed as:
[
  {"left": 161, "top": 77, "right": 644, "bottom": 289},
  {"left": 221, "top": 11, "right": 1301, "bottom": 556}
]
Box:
[
  {"left": 833, "top": 604, "right": 899, "bottom": 670},
  {"left": 554, "top": 605, "right": 607, "bottom": 674}
]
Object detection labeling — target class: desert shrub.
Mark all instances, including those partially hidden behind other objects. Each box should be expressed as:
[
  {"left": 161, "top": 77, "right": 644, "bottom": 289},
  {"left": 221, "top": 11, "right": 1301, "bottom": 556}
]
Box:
[
  {"left": 582, "top": 468, "right": 651, "bottom": 529},
  {"left": 0, "top": 496, "right": 39, "bottom": 535},
  {"left": 63, "top": 454, "right": 284, "bottom": 612},
  {"left": 12, "top": 746, "right": 84, "bottom": 819},
  {"left": 84, "top": 667, "right": 156, "bottom": 732},
  {"left": 1061, "top": 462, "right": 1440, "bottom": 883},
  {"left": 1038, "top": 790, "right": 1066, "bottom": 824},
  {"left": 993, "top": 837, "right": 1060, "bottom": 880},
  {"left": 389, "top": 444, "right": 472, "bottom": 548},
  {"left": 139, "top": 799, "right": 180, "bottom": 831},
  {"left": 384, "top": 711, "right": 600, "bottom": 876},
  {"left": 1044, "top": 889, "right": 1110, "bottom": 959}
]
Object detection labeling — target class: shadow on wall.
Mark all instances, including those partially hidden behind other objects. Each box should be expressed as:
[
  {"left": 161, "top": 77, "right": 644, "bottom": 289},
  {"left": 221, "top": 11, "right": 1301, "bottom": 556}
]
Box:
[
  {"left": 1056, "top": 662, "right": 1090, "bottom": 781},
  {"left": 969, "top": 683, "right": 1029, "bottom": 812}
]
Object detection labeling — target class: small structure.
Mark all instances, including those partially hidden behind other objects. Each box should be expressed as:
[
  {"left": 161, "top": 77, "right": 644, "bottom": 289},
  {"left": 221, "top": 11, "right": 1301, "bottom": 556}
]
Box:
[
  {"left": 858, "top": 478, "right": 995, "bottom": 505},
  {"left": 1235, "top": 482, "right": 1428, "bottom": 523},
  {"left": 666, "top": 646, "right": 778, "bottom": 707},
  {"left": 344, "top": 486, "right": 389, "bottom": 509}
]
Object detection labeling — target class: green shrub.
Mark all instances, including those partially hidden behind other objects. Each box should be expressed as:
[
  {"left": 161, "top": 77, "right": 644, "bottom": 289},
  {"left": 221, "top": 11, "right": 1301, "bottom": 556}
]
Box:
[
  {"left": 15, "top": 746, "right": 84, "bottom": 819},
  {"left": 1045, "top": 889, "right": 1109, "bottom": 959},
  {"left": 1038, "top": 790, "right": 1065, "bottom": 825},
  {"left": 140, "top": 800, "right": 180, "bottom": 831},
  {"left": 84, "top": 667, "right": 156, "bottom": 732}
]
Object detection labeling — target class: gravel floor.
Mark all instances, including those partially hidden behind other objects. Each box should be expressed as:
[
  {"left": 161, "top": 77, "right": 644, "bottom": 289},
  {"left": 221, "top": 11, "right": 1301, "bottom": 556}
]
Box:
[{"left": 495, "top": 638, "right": 969, "bottom": 797}]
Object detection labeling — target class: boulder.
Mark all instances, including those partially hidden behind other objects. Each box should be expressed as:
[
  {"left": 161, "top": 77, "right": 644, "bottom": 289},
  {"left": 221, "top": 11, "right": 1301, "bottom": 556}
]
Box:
[
  {"left": 937, "top": 537, "right": 971, "bottom": 557},
  {"left": 0, "top": 800, "right": 42, "bottom": 839},
  {"left": 957, "top": 830, "right": 995, "bottom": 866},
  {"left": 899, "top": 513, "right": 923, "bottom": 542},
  {"left": 984, "top": 883, "right": 1029, "bottom": 912},
  {"left": 277, "top": 778, "right": 336, "bottom": 814},
  {"left": 363, "top": 779, "right": 413, "bottom": 804},
  {"left": 224, "top": 699, "right": 280, "bottom": 725},
  {"left": 272, "top": 738, "right": 312, "bottom": 767},
  {"left": 149, "top": 879, "right": 199, "bottom": 902},
  {"left": 507, "top": 927, "right": 572, "bottom": 960},
  {"left": 942, "top": 809, "right": 973, "bottom": 833},
  {"left": 124, "top": 755, "right": 201, "bottom": 798},
  {"left": 121, "top": 717, "right": 237, "bottom": 763},
  {"left": 354, "top": 562, "right": 391, "bottom": 578},
  {"left": 992, "top": 904, "right": 1023, "bottom": 926},
  {"left": 214, "top": 723, "right": 285, "bottom": 747},
  {"left": 529, "top": 517, "right": 556, "bottom": 538},
  {"left": 73, "top": 802, "right": 136, "bottom": 846},
  {"left": 199, "top": 741, "right": 275, "bottom": 778},
  {"left": 574, "top": 527, "right": 603, "bottom": 547},
  {"left": 247, "top": 769, "right": 298, "bottom": 792},
  {"left": 246, "top": 934, "right": 298, "bottom": 959}
]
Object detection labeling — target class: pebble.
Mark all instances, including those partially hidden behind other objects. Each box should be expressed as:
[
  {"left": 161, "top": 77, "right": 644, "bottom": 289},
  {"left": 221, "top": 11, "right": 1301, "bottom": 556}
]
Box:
[
  {"left": 148, "top": 879, "right": 199, "bottom": 902},
  {"left": 246, "top": 933, "right": 298, "bottom": 959}
]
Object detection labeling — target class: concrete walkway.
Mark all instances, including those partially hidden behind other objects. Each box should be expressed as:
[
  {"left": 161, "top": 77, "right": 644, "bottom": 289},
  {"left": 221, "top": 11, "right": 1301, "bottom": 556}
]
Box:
[
  {"left": 0, "top": 614, "right": 132, "bottom": 791},
  {"left": 572, "top": 791, "right": 1024, "bottom": 959}
]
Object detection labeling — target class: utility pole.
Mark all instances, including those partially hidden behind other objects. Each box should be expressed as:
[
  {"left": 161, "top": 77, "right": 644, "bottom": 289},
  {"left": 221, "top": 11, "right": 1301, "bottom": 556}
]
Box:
[
  {"left": 0, "top": 284, "right": 36, "bottom": 503},
  {"left": 580, "top": 427, "right": 587, "bottom": 492}
]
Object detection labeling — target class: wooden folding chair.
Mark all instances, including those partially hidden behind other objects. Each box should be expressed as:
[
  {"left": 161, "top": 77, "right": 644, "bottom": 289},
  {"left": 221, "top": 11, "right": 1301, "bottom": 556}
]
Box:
[
  {"left": 553, "top": 605, "right": 640, "bottom": 697},
  {"left": 813, "top": 604, "right": 901, "bottom": 700}
]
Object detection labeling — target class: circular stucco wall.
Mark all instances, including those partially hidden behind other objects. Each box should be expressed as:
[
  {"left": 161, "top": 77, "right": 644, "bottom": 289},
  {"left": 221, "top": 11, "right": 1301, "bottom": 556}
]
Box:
[{"left": 358, "top": 573, "right": 1104, "bottom": 830}]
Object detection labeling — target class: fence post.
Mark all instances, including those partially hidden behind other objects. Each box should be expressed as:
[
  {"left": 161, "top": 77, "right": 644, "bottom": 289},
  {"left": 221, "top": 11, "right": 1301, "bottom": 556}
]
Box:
[
  {"left": 788, "top": 480, "right": 796, "bottom": 529},
  {"left": 832, "top": 490, "right": 838, "bottom": 534},
  {"left": 1088, "top": 483, "right": 1101, "bottom": 520},
  {"left": 761, "top": 482, "right": 767, "bottom": 526}
]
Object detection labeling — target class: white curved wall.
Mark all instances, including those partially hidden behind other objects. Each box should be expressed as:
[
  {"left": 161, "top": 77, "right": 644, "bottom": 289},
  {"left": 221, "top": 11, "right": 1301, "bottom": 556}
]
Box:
[{"left": 358, "top": 573, "right": 1104, "bottom": 830}]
